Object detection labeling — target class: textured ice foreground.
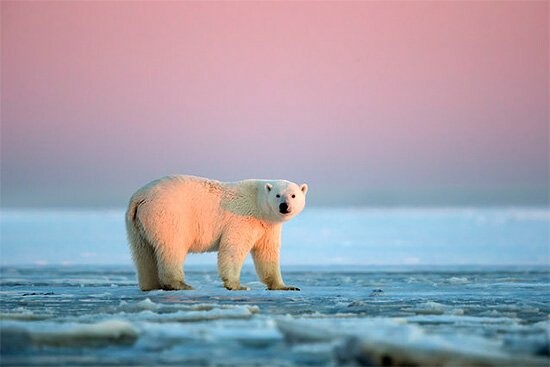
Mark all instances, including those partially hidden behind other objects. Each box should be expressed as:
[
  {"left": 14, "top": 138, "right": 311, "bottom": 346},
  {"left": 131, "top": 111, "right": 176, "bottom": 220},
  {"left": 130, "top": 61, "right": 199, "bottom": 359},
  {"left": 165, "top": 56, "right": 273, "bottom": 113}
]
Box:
[{"left": 1, "top": 266, "right": 548, "bottom": 366}]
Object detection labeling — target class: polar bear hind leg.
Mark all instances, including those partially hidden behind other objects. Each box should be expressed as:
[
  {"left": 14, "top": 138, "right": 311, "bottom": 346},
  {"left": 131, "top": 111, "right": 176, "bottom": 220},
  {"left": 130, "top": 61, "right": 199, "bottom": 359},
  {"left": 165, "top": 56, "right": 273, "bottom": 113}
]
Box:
[
  {"left": 155, "top": 246, "right": 193, "bottom": 290},
  {"left": 126, "top": 196, "right": 192, "bottom": 291},
  {"left": 127, "top": 222, "right": 162, "bottom": 291}
]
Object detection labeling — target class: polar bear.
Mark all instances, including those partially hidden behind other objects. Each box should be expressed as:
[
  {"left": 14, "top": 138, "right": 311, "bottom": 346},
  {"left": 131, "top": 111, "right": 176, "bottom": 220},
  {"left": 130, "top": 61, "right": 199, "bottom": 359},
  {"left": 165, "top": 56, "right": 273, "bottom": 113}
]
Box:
[{"left": 125, "top": 175, "right": 308, "bottom": 291}]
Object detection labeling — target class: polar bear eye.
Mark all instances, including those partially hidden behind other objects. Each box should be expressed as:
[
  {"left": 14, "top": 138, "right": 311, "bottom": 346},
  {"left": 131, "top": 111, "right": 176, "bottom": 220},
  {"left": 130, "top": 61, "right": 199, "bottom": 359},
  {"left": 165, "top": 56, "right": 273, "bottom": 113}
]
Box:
[
  {"left": 292, "top": 194, "right": 296, "bottom": 198},
  {"left": 276, "top": 194, "right": 280, "bottom": 198}
]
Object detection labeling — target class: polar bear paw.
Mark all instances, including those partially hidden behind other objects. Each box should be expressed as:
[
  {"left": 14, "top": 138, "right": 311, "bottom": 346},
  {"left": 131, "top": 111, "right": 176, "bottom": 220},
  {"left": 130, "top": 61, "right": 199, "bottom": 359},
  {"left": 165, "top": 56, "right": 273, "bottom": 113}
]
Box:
[
  {"left": 161, "top": 281, "right": 194, "bottom": 291},
  {"left": 268, "top": 285, "right": 300, "bottom": 291},
  {"left": 223, "top": 281, "right": 250, "bottom": 291}
]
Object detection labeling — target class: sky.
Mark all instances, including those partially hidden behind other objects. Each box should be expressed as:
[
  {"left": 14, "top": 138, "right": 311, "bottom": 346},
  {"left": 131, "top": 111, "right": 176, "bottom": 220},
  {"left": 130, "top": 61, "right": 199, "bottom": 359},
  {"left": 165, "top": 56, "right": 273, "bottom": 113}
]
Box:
[{"left": 1, "top": 1, "right": 548, "bottom": 208}]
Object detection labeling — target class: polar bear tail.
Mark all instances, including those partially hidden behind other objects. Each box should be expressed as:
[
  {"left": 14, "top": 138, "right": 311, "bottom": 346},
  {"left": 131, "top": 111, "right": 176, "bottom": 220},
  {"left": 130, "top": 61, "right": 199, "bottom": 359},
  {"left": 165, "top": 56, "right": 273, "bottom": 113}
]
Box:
[{"left": 125, "top": 194, "right": 161, "bottom": 291}]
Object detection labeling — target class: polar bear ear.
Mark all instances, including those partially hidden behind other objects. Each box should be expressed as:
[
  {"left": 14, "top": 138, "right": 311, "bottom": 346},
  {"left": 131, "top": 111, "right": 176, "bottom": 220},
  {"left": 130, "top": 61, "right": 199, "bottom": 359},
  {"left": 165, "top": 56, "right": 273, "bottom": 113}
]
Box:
[
  {"left": 300, "top": 184, "right": 308, "bottom": 195},
  {"left": 265, "top": 183, "right": 273, "bottom": 192}
]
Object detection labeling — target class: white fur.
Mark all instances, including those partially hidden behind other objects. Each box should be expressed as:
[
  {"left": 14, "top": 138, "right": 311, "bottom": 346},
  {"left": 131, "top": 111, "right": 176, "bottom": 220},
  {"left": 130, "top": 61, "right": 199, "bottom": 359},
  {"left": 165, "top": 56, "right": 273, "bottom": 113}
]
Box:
[{"left": 125, "top": 175, "right": 308, "bottom": 291}]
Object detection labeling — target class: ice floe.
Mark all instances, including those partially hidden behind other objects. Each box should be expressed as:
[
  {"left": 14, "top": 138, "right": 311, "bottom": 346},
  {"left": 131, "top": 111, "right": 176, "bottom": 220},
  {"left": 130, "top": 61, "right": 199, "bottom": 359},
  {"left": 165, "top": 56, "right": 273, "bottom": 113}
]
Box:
[
  {"left": 1, "top": 319, "right": 138, "bottom": 348},
  {"left": 276, "top": 316, "right": 549, "bottom": 366}
]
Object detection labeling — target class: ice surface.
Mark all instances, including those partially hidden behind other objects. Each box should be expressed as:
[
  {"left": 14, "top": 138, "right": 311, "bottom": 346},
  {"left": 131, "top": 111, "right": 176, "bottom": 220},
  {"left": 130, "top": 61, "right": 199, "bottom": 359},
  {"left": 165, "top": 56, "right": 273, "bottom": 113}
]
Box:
[{"left": 0, "top": 265, "right": 548, "bottom": 366}]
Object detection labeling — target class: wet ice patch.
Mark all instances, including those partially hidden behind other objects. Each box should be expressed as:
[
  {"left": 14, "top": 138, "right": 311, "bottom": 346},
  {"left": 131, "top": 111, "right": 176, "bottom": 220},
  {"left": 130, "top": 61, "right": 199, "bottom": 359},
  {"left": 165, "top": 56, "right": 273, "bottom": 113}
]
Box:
[
  {"left": 447, "top": 277, "right": 470, "bottom": 285},
  {"left": 206, "top": 318, "right": 282, "bottom": 348},
  {"left": 116, "top": 298, "right": 160, "bottom": 312},
  {"left": 402, "top": 301, "right": 464, "bottom": 316},
  {"left": 133, "top": 317, "right": 283, "bottom": 352}
]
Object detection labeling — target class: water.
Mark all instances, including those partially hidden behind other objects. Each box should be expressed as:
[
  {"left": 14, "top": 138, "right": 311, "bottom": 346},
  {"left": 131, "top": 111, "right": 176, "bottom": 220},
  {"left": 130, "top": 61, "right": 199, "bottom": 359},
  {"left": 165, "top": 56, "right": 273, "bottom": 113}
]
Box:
[
  {"left": 1, "top": 208, "right": 549, "bottom": 365},
  {"left": 1, "top": 265, "right": 549, "bottom": 366}
]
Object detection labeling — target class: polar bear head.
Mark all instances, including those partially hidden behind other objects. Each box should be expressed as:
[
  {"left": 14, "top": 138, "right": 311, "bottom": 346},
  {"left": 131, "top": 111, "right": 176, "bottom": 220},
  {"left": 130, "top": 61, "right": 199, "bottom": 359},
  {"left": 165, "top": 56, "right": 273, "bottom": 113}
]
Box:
[{"left": 261, "top": 180, "right": 308, "bottom": 222}]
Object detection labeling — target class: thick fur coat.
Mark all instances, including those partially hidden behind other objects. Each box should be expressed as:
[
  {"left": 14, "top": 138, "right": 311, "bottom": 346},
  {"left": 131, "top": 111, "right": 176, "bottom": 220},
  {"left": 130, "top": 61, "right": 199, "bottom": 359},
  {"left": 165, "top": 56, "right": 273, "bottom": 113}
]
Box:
[{"left": 126, "top": 175, "right": 308, "bottom": 291}]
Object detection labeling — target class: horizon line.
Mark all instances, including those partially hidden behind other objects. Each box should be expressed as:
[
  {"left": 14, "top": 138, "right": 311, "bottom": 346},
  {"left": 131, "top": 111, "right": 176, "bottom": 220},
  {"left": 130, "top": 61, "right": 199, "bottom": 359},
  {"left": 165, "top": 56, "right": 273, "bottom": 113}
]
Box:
[{"left": 1, "top": 204, "right": 549, "bottom": 212}]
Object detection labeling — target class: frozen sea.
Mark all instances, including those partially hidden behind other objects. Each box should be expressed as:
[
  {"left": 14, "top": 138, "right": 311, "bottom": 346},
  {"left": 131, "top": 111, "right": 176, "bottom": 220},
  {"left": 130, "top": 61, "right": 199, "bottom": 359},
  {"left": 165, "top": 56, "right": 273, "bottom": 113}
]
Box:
[{"left": 1, "top": 207, "right": 549, "bottom": 366}]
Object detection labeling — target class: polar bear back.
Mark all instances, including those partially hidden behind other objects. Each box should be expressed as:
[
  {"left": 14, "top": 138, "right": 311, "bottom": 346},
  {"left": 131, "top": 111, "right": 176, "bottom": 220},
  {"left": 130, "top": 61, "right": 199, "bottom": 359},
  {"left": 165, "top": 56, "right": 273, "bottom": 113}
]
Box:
[{"left": 132, "top": 175, "right": 262, "bottom": 253}]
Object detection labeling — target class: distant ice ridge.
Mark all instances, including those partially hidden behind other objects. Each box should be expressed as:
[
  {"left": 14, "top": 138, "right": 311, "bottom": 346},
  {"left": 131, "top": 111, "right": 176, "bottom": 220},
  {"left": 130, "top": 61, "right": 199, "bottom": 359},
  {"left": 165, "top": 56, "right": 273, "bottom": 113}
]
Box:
[{"left": 2, "top": 207, "right": 549, "bottom": 266}]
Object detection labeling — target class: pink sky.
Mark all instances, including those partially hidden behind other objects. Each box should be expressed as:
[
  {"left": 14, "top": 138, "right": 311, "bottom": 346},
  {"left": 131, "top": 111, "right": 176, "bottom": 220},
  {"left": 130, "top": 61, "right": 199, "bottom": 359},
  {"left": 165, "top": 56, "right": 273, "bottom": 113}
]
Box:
[{"left": 1, "top": 1, "right": 548, "bottom": 206}]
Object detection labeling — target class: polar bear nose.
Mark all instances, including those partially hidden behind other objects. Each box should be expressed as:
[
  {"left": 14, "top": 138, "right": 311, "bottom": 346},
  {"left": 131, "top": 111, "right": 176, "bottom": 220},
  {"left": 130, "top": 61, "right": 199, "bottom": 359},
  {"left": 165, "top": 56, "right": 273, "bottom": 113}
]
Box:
[{"left": 279, "top": 202, "right": 290, "bottom": 214}]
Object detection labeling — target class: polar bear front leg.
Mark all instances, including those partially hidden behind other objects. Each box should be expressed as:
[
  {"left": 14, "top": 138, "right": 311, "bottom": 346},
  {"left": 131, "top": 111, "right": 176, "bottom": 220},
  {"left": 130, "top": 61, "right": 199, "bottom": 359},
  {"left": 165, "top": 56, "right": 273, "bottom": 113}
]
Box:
[
  {"left": 251, "top": 229, "right": 300, "bottom": 291},
  {"left": 217, "top": 227, "right": 259, "bottom": 290},
  {"left": 217, "top": 245, "right": 251, "bottom": 291}
]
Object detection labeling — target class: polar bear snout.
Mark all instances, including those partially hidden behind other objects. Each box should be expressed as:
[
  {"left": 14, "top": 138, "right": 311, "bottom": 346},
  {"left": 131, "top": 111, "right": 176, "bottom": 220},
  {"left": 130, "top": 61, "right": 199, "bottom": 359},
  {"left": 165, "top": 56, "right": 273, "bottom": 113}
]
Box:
[{"left": 279, "top": 202, "right": 290, "bottom": 214}]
